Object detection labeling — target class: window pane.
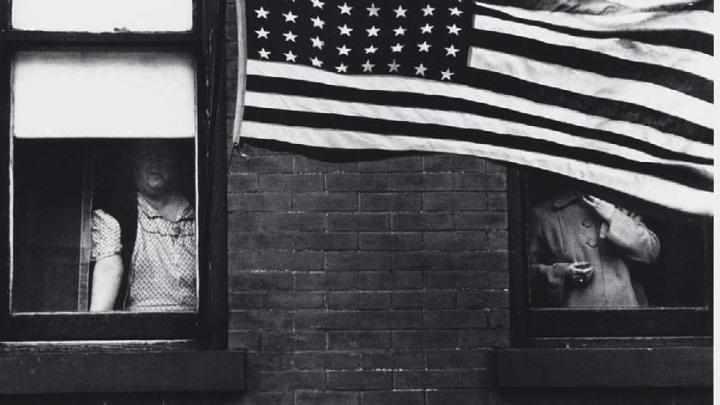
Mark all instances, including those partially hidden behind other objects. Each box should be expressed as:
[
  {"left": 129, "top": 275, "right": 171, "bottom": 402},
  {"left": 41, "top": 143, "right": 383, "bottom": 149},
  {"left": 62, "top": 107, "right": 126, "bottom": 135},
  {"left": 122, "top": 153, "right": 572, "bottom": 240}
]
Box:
[
  {"left": 12, "top": 51, "right": 196, "bottom": 139},
  {"left": 11, "top": 0, "right": 193, "bottom": 32}
]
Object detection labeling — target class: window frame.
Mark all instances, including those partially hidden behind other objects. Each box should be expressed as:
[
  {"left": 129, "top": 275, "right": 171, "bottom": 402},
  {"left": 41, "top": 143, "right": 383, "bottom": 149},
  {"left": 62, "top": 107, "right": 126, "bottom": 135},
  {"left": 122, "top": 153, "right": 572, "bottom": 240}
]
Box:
[
  {"left": 0, "top": 0, "right": 227, "bottom": 348},
  {"left": 507, "top": 167, "right": 712, "bottom": 348}
]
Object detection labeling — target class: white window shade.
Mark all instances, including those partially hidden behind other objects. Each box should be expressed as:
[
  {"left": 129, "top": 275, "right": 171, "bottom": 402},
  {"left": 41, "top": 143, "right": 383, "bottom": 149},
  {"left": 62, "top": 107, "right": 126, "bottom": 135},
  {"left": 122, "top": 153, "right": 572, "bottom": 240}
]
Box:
[
  {"left": 11, "top": 0, "right": 193, "bottom": 32},
  {"left": 12, "top": 51, "right": 197, "bottom": 139}
]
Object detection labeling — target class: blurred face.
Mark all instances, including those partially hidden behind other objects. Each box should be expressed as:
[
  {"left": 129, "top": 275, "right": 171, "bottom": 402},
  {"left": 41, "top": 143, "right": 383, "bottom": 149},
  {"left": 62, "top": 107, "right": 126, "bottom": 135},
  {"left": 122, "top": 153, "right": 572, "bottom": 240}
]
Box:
[{"left": 134, "top": 141, "right": 179, "bottom": 198}]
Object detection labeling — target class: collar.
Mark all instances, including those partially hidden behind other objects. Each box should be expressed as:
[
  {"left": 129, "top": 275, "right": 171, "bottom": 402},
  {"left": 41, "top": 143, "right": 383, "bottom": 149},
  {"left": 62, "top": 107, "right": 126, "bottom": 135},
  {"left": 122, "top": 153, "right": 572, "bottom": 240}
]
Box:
[
  {"left": 551, "top": 190, "right": 583, "bottom": 210},
  {"left": 137, "top": 193, "right": 194, "bottom": 221}
]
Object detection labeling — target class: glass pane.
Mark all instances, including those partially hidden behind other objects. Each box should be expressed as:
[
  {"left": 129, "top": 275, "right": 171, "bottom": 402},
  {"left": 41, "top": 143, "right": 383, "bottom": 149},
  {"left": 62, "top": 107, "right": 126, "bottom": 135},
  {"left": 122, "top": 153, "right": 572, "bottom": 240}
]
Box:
[
  {"left": 12, "top": 139, "right": 198, "bottom": 313},
  {"left": 11, "top": 0, "right": 192, "bottom": 32},
  {"left": 12, "top": 51, "right": 196, "bottom": 139}
]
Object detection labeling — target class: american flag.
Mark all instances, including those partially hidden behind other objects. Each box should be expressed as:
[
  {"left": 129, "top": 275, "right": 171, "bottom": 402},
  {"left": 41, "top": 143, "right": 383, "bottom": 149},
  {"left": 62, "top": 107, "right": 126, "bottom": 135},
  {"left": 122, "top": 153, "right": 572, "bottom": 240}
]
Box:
[{"left": 235, "top": 0, "right": 713, "bottom": 215}]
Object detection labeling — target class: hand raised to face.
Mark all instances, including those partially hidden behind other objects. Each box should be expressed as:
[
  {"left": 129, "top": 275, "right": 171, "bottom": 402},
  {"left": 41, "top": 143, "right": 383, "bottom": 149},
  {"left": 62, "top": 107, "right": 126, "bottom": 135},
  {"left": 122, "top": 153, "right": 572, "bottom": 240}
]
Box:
[{"left": 582, "top": 195, "right": 615, "bottom": 223}]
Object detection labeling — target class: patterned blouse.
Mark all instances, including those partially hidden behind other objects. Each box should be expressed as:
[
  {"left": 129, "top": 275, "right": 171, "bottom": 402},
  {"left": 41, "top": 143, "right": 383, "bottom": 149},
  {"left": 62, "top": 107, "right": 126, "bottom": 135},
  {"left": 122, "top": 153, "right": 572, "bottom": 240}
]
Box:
[{"left": 91, "top": 194, "right": 196, "bottom": 312}]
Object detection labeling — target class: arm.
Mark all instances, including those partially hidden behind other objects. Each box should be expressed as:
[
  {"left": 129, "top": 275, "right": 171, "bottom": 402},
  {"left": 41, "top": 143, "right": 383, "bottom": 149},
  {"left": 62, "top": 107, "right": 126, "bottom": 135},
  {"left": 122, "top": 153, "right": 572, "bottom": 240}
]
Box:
[
  {"left": 605, "top": 210, "right": 661, "bottom": 264},
  {"left": 90, "top": 255, "right": 123, "bottom": 311}
]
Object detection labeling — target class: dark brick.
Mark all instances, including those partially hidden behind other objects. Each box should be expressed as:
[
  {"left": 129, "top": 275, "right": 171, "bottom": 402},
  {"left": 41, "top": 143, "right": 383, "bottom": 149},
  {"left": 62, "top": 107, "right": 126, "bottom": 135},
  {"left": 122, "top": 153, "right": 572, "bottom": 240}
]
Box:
[
  {"left": 488, "top": 230, "right": 509, "bottom": 250},
  {"left": 328, "top": 331, "right": 392, "bottom": 350},
  {"left": 359, "top": 233, "right": 423, "bottom": 250},
  {"left": 393, "top": 252, "right": 494, "bottom": 272},
  {"left": 423, "top": 155, "right": 487, "bottom": 173},
  {"left": 361, "top": 391, "right": 425, "bottom": 405},
  {"left": 486, "top": 161, "right": 506, "bottom": 173},
  {"left": 456, "top": 212, "right": 508, "bottom": 230},
  {"left": 424, "top": 310, "right": 488, "bottom": 329},
  {"left": 394, "top": 370, "right": 485, "bottom": 389},
  {"left": 391, "top": 291, "right": 456, "bottom": 309},
  {"left": 458, "top": 290, "right": 509, "bottom": 309},
  {"left": 295, "top": 311, "right": 358, "bottom": 330},
  {"left": 259, "top": 371, "right": 326, "bottom": 391},
  {"left": 230, "top": 155, "right": 294, "bottom": 174},
  {"left": 327, "top": 173, "right": 388, "bottom": 191},
  {"left": 294, "top": 272, "right": 359, "bottom": 290},
  {"left": 388, "top": 174, "right": 453, "bottom": 191},
  {"left": 233, "top": 391, "right": 293, "bottom": 405},
  {"left": 458, "top": 329, "right": 510, "bottom": 348},
  {"left": 425, "top": 271, "right": 489, "bottom": 290},
  {"left": 295, "top": 391, "right": 360, "bottom": 405},
  {"left": 293, "top": 233, "right": 358, "bottom": 250},
  {"left": 358, "top": 271, "right": 424, "bottom": 290},
  {"left": 265, "top": 292, "right": 326, "bottom": 309},
  {"left": 229, "top": 232, "right": 293, "bottom": 250},
  {"left": 229, "top": 310, "right": 293, "bottom": 331},
  {"left": 392, "top": 213, "right": 453, "bottom": 231},
  {"left": 328, "top": 292, "right": 391, "bottom": 310},
  {"left": 358, "top": 311, "right": 422, "bottom": 329},
  {"left": 228, "top": 174, "right": 258, "bottom": 193},
  {"left": 422, "top": 192, "right": 487, "bottom": 211},
  {"left": 293, "top": 351, "right": 362, "bottom": 371},
  {"left": 293, "top": 192, "right": 358, "bottom": 211},
  {"left": 261, "top": 332, "right": 326, "bottom": 351},
  {"left": 426, "top": 350, "right": 493, "bottom": 369},
  {"left": 423, "top": 232, "right": 488, "bottom": 251},
  {"left": 454, "top": 173, "right": 506, "bottom": 191},
  {"left": 328, "top": 371, "right": 393, "bottom": 390},
  {"left": 487, "top": 309, "right": 510, "bottom": 327},
  {"left": 228, "top": 331, "right": 260, "bottom": 350},
  {"left": 359, "top": 193, "right": 422, "bottom": 212},
  {"left": 228, "top": 193, "right": 292, "bottom": 212},
  {"left": 361, "top": 351, "right": 425, "bottom": 370},
  {"left": 258, "top": 174, "right": 324, "bottom": 192},
  {"left": 328, "top": 213, "right": 389, "bottom": 231},
  {"left": 229, "top": 213, "right": 325, "bottom": 232},
  {"left": 357, "top": 156, "right": 422, "bottom": 172},
  {"left": 294, "top": 157, "right": 359, "bottom": 173},
  {"left": 247, "top": 351, "right": 293, "bottom": 372},
  {"left": 326, "top": 252, "right": 392, "bottom": 271},
  {"left": 392, "top": 330, "right": 458, "bottom": 349},
  {"left": 487, "top": 192, "right": 508, "bottom": 211},
  {"left": 228, "top": 271, "right": 293, "bottom": 291},
  {"left": 426, "top": 389, "right": 489, "bottom": 405},
  {"left": 487, "top": 271, "right": 510, "bottom": 288},
  {"left": 230, "top": 250, "right": 324, "bottom": 271}
]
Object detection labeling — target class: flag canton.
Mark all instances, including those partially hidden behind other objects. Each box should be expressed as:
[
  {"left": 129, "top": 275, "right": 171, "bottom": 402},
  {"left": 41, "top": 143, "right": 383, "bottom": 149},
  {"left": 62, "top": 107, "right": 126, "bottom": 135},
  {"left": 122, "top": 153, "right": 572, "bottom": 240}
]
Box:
[{"left": 247, "top": 0, "right": 472, "bottom": 81}]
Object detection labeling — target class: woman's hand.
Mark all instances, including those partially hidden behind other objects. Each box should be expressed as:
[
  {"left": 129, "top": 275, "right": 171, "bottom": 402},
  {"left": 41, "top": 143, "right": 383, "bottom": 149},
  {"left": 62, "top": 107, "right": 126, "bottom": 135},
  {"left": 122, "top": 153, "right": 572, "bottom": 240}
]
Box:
[
  {"left": 564, "top": 261, "right": 594, "bottom": 289},
  {"left": 583, "top": 195, "right": 616, "bottom": 223}
]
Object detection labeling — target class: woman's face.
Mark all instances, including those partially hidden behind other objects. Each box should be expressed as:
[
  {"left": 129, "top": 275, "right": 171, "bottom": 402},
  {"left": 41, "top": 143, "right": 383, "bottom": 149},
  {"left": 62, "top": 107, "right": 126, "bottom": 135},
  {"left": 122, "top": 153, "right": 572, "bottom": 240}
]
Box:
[{"left": 134, "top": 141, "right": 178, "bottom": 198}]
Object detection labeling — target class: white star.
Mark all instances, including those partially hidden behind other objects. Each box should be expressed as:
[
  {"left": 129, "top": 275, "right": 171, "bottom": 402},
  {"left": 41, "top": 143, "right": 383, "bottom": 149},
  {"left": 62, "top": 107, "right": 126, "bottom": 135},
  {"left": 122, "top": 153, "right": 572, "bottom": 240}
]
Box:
[
  {"left": 311, "top": 16, "right": 325, "bottom": 29},
  {"left": 284, "top": 50, "right": 297, "bottom": 62},
  {"left": 414, "top": 63, "right": 428, "bottom": 76},
  {"left": 255, "top": 27, "right": 270, "bottom": 39},
  {"left": 393, "top": 26, "right": 406, "bottom": 36},
  {"left": 283, "top": 31, "right": 297, "bottom": 42},
  {"left": 367, "top": 3, "right": 380, "bottom": 17},
  {"left": 364, "top": 44, "right": 378, "bottom": 54},
  {"left": 282, "top": 11, "right": 298, "bottom": 23},
  {"left": 388, "top": 59, "right": 401, "bottom": 73},
  {"left": 422, "top": 4, "right": 435, "bottom": 16},
  {"left": 361, "top": 59, "right": 375, "bottom": 72},
  {"left": 440, "top": 69, "right": 455, "bottom": 81},
  {"left": 310, "top": 56, "right": 323, "bottom": 67},
  {"left": 338, "top": 24, "right": 353, "bottom": 36},
  {"left": 311, "top": 0, "right": 324, "bottom": 9},
  {"left": 447, "top": 24, "right": 461, "bottom": 35},
  {"left": 338, "top": 2, "right": 353, "bottom": 15},
  {"left": 445, "top": 44, "right": 459, "bottom": 57},
  {"left": 335, "top": 63, "right": 348, "bottom": 73},
  {"left": 417, "top": 41, "right": 431, "bottom": 52},
  {"left": 391, "top": 43, "right": 405, "bottom": 53},
  {"left": 311, "top": 36, "right": 325, "bottom": 49},
  {"left": 449, "top": 7, "right": 463, "bottom": 16},
  {"left": 366, "top": 26, "right": 380, "bottom": 37},
  {"left": 393, "top": 6, "right": 407, "bottom": 18},
  {"left": 420, "top": 23, "right": 433, "bottom": 34},
  {"left": 258, "top": 48, "right": 271, "bottom": 59},
  {"left": 254, "top": 7, "right": 269, "bottom": 19},
  {"left": 337, "top": 44, "right": 351, "bottom": 56}
]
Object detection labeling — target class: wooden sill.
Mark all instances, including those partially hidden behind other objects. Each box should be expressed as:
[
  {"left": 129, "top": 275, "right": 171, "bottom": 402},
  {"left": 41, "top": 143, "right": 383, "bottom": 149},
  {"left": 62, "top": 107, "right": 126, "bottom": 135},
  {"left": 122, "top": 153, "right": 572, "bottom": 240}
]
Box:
[
  {"left": 497, "top": 347, "right": 711, "bottom": 387},
  {"left": 0, "top": 350, "right": 245, "bottom": 394}
]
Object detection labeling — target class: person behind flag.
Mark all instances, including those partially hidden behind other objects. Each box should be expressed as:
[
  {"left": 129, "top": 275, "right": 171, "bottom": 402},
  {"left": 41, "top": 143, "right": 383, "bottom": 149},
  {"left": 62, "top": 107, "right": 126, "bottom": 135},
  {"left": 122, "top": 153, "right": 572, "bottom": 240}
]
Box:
[{"left": 529, "top": 186, "right": 660, "bottom": 308}]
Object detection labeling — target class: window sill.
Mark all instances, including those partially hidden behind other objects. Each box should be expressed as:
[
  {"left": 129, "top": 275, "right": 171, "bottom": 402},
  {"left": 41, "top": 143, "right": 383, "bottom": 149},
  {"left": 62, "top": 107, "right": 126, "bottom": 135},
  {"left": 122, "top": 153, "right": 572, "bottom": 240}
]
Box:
[
  {"left": 497, "top": 347, "right": 711, "bottom": 387},
  {"left": 0, "top": 349, "right": 245, "bottom": 394}
]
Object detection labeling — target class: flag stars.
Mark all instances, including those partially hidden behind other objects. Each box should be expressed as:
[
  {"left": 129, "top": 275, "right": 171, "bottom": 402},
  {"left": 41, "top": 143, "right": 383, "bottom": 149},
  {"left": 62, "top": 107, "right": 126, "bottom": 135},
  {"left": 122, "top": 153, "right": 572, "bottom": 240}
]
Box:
[
  {"left": 421, "top": 4, "right": 435, "bottom": 16},
  {"left": 311, "top": 36, "right": 325, "bottom": 49},
  {"left": 361, "top": 60, "right": 375, "bottom": 72},
  {"left": 388, "top": 59, "right": 401, "bottom": 73},
  {"left": 393, "top": 6, "right": 407, "bottom": 18},
  {"left": 283, "top": 31, "right": 298, "bottom": 42},
  {"left": 338, "top": 24, "right": 353, "bottom": 36},
  {"left": 255, "top": 27, "right": 270, "bottom": 39},
  {"left": 364, "top": 44, "right": 378, "bottom": 54},
  {"left": 445, "top": 44, "right": 459, "bottom": 57},
  {"left": 282, "top": 11, "right": 298, "bottom": 23},
  {"left": 417, "top": 41, "right": 431, "bottom": 52},
  {"left": 367, "top": 3, "right": 380, "bottom": 17},
  {"left": 441, "top": 69, "right": 455, "bottom": 81},
  {"left": 391, "top": 43, "right": 405, "bottom": 53},
  {"left": 311, "top": 16, "right": 325, "bottom": 29},
  {"left": 338, "top": 2, "right": 352, "bottom": 15},
  {"left": 258, "top": 48, "right": 271, "bottom": 59},
  {"left": 393, "top": 26, "right": 407, "bottom": 36},
  {"left": 310, "top": 56, "right": 323, "bottom": 67},
  {"left": 414, "top": 63, "right": 428, "bottom": 77},
  {"left": 284, "top": 50, "right": 298, "bottom": 62},
  {"left": 449, "top": 7, "right": 463, "bottom": 16},
  {"left": 366, "top": 26, "right": 380, "bottom": 37},
  {"left": 311, "top": 0, "right": 324, "bottom": 9},
  {"left": 254, "top": 7, "right": 269, "bottom": 19},
  {"left": 447, "top": 24, "right": 462, "bottom": 35},
  {"left": 420, "top": 23, "right": 433, "bottom": 34},
  {"left": 337, "top": 44, "right": 351, "bottom": 56}
]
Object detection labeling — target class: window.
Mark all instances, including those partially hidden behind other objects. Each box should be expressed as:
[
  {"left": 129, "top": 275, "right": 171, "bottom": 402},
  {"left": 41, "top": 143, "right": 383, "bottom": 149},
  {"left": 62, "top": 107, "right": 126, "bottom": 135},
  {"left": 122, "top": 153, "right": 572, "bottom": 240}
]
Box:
[
  {"left": 508, "top": 168, "right": 712, "bottom": 346},
  {"left": 0, "top": 0, "right": 227, "bottom": 344}
]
